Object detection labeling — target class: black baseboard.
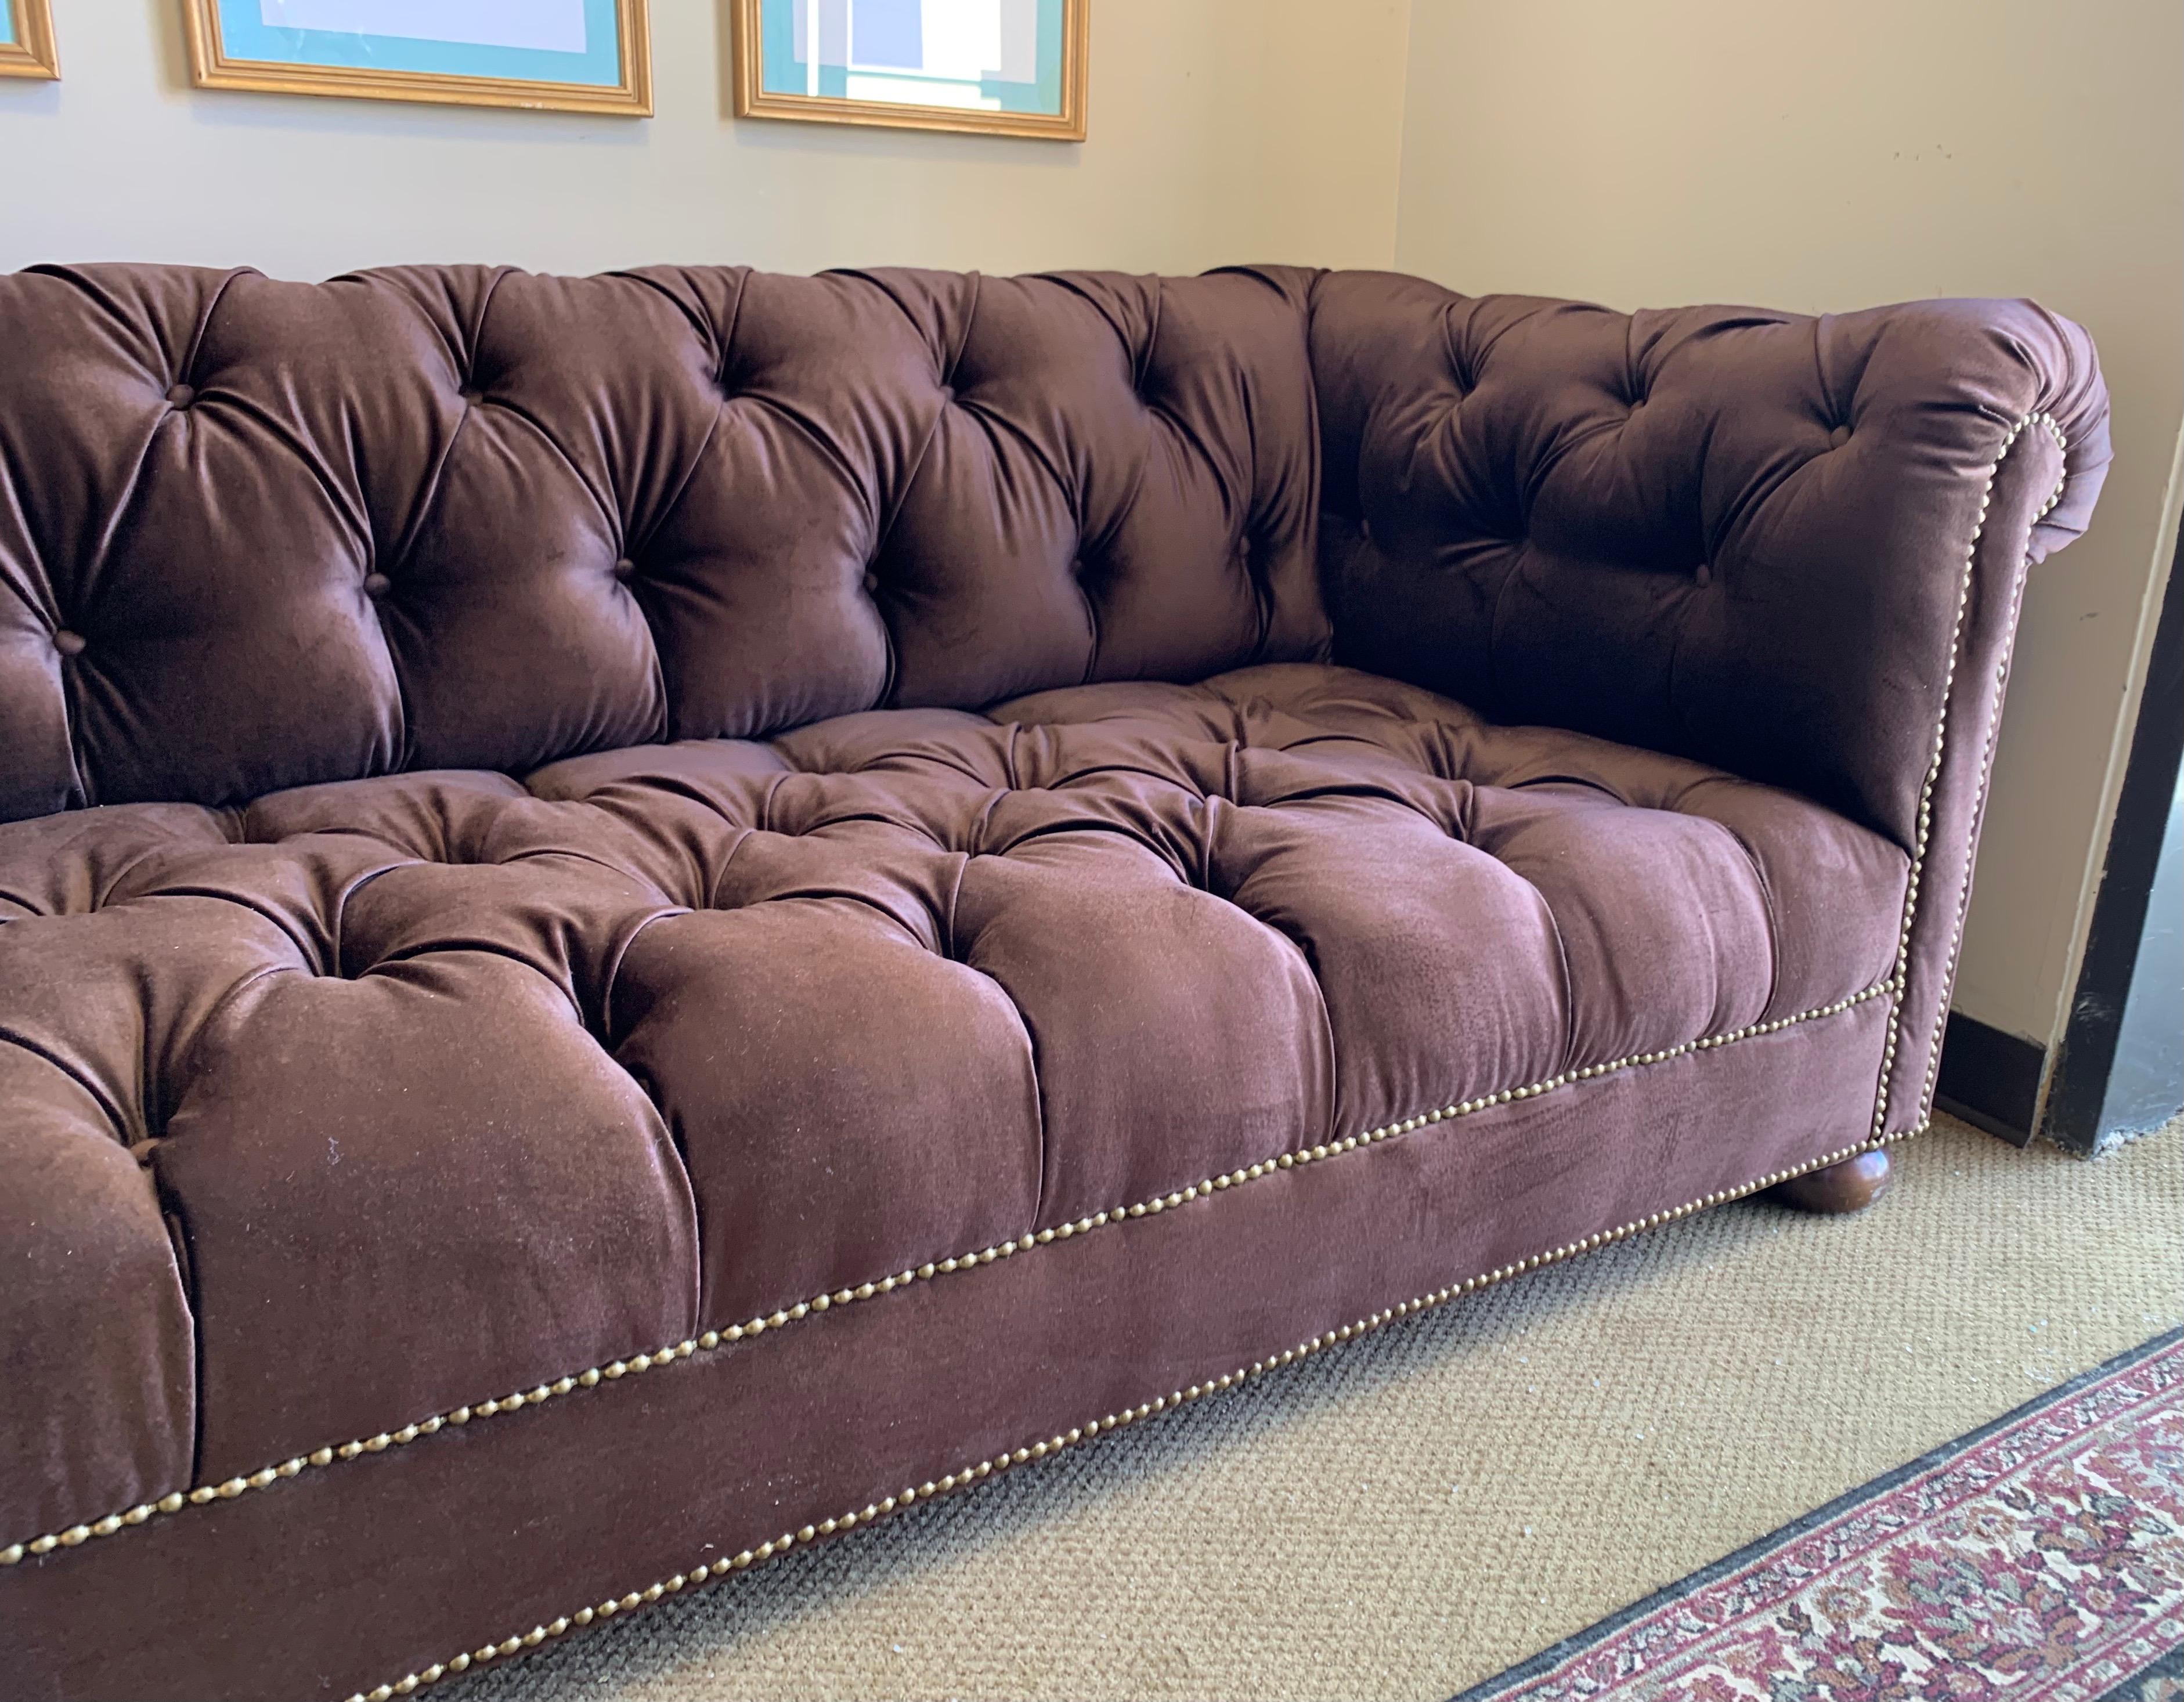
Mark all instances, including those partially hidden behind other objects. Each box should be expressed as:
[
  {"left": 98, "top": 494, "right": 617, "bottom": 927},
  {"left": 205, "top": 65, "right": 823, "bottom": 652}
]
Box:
[
  {"left": 1933, "top": 1009, "right": 2046, "bottom": 1145},
  {"left": 2039, "top": 518, "right": 2184, "bottom": 1156}
]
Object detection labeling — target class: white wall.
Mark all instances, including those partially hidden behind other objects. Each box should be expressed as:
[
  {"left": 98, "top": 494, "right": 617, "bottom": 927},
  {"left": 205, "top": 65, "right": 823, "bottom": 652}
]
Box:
[
  {"left": 1394, "top": 0, "right": 2184, "bottom": 1062},
  {"left": 0, "top": 0, "right": 1409, "bottom": 277}
]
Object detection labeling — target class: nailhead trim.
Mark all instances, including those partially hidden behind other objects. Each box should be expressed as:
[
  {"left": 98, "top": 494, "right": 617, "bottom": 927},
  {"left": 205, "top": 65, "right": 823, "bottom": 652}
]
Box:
[
  {"left": 1914, "top": 420, "right": 2070, "bottom": 1123},
  {"left": 1870, "top": 412, "right": 2069, "bottom": 1141},
  {"left": 0, "top": 975, "right": 1893, "bottom": 1570},
  {"left": 333, "top": 1121, "right": 1923, "bottom": 1702}
]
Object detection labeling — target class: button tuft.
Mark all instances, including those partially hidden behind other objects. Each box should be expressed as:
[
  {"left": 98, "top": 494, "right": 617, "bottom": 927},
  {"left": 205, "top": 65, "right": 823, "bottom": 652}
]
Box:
[
  {"left": 52, "top": 629, "right": 86, "bottom": 658},
  {"left": 362, "top": 573, "right": 392, "bottom": 599},
  {"left": 165, "top": 384, "right": 195, "bottom": 408},
  {"left": 613, "top": 558, "right": 636, "bottom": 580},
  {"left": 1828, "top": 424, "right": 1851, "bottom": 449},
  {"left": 861, "top": 571, "right": 880, "bottom": 597}
]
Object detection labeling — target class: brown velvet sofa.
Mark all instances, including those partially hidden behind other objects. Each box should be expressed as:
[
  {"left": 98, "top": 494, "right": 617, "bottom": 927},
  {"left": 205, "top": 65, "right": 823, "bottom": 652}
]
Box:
[{"left": 0, "top": 263, "right": 2109, "bottom": 1701}]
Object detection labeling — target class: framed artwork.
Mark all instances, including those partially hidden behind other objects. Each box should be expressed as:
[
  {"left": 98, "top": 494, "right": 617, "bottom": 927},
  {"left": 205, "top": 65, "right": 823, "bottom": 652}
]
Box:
[
  {"left": 0, "top": 0, "right": 60, "bottom": 80},
  {"left": 181, "top": 0, "right": 651, "bottom": 115},
  {"left": 733, "top": 0, "right": 1087, "bottom": 142}
]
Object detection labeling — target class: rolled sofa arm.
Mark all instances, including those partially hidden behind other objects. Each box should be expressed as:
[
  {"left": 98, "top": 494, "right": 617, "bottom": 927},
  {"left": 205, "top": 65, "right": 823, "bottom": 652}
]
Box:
[{"left": 1308, "top": 270, "right": 2110, "bottom": 1135}]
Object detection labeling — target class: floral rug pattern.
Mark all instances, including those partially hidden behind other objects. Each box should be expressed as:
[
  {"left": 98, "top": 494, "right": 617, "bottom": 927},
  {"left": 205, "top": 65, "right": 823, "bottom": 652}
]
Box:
[{"left": 1458, "top": 1330, "right": 2184, "bottom": 1702}]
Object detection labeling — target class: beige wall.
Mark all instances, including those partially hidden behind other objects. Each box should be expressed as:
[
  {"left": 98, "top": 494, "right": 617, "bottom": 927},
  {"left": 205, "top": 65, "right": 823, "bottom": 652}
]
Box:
[
  {"left": 1395, "top": 0, "right": 2184, "bottom": 1060},
  {"left": 0, "top": 1, "right": 1409, "bottom": 277}
]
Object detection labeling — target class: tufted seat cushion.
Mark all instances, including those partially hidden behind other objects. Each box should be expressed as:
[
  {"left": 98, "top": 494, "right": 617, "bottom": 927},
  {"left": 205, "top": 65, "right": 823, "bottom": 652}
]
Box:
[{"left": 0, "top": 663, "right": 1906, "bottom": 1542}]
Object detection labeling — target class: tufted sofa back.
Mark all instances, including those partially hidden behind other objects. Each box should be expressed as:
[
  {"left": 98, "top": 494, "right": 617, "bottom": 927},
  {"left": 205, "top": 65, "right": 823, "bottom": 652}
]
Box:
[
  {"left": 0, "top": 262, "right": 2109, "bottom": 850},
  {"left": 0, "top": 263, "right": 1326, "bottom": 821}
]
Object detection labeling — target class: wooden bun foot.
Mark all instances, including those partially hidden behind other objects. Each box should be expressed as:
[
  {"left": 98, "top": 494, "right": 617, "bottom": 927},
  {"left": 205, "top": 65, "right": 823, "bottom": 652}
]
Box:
[{"left": 1768, "top": 1148, "right": 1891, "bottom": 1214}]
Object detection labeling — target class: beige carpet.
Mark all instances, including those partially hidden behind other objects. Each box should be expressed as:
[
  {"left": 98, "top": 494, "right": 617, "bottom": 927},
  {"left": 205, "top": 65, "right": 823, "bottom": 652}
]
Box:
[{"left": 450, "top": 1115, "right": 2183, "bottom": 1701}]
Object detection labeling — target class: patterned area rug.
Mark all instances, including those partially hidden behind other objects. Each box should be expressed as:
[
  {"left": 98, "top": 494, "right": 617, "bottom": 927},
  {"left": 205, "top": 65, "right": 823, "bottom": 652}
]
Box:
[{"left": 1456, "top": 1329, "right": 2184, "bottom": 1702}]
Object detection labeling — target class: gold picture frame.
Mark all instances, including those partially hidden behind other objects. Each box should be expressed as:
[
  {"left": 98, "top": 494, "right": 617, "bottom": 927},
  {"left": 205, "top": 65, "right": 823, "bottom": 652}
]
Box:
[
  {"left": 732, "top": 0, "right": 1087, "bottom": 142},
  {"left": 182, "top": 0, "right": 652, "bottom": 116},
  {"left": 0, "top": 0, "right": 60, "bottom": 81}
]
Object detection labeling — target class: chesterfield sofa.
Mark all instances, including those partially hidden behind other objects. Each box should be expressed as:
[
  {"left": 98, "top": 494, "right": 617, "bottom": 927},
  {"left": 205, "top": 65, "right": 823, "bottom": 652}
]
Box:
[{"left": 0, "top": 262, "right": 2108, "bottom": 1701}]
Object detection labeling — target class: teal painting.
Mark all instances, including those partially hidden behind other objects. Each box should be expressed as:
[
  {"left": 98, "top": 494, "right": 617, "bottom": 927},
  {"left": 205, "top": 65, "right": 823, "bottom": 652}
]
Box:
[
  {"left": 189, "top": 0, "right": 650, "bottom": 114},
  {"left": 738, "top": 0, "right": 1084, "bottom": 138},
  {"left": 760, "top": 0, "right": 1063, "bottom": 114},
  {"left": 217, "top": 0, "right": 624, "bottom": 86},
  {"left": 0, "top": 0, "right": 61, "bottom": 77}
]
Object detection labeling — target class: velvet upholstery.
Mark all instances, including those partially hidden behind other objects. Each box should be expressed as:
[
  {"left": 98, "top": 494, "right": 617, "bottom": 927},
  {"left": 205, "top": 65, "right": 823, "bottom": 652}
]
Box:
[
  {"left": 0, "top": 263, "right": 1324, "bottom": 818},
  {"left": 0, "top": 263, "right": 2109, "bottom": 1702}
]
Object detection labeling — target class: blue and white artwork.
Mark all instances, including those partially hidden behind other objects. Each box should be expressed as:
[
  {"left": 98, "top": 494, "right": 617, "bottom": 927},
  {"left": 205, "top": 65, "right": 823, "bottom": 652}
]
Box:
[
  {"left": 759, "top": 0, "right": 1066, "bottom": 117},
  {"left": 218, "top": 0, "right": 627, "bottom": 88}
]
